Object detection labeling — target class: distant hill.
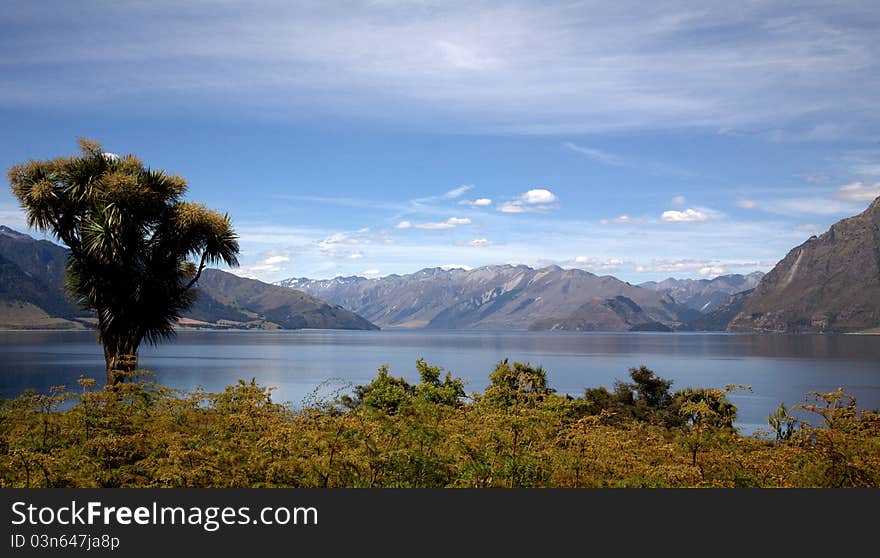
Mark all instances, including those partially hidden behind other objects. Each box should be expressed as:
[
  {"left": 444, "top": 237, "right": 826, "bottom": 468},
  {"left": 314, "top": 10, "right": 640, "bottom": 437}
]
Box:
[
  {"left": 0, "top": 226, "right": 377, "bottom": 331},
  {"left": 191, "top": 269, "right": 378, "bottom": 330},
  {"left": 280, "top": 265, "right": 700, "bottom": 331},
  {"left": 639, "top": 272, "right": 764, "bottom": 312},
  {"left": 529, "top": 296, "right": 672, "bottom": 332},
  {"left": 0, "top": 226, "right": 87, "bottom": 328},
  {"left": 679, "top": 289, "right": 753, "bottom": 331},
  {"left": 728, "top": 197, "right": 880, "bottom": 333}
]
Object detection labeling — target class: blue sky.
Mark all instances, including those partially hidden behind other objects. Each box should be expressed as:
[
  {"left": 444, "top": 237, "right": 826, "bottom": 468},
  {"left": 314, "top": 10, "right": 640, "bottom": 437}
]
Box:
[{"left": 2, "top": 1, "right": 879, "bottom": 282}]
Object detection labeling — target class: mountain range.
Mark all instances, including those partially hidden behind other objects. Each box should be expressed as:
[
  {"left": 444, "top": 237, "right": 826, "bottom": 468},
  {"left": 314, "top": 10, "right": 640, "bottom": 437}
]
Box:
[
  {"left": 0, "top": 226, "right": 377, "bottom": 331},
  {"left": 639, "top": 272, "right": 764, "bottom": 313},
  {"left": 280, "top": 196, "right": 880, "bottom": 333},
  {"left": 5, "top": 194, "right": 880, "bottom": 334},
  {"left": 279, "top": 264, "right": 709, "bottom": 330}
]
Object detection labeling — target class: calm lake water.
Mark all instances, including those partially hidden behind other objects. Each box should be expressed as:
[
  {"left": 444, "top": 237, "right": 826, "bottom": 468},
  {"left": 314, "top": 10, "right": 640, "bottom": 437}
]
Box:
[{"left": 2, "top": 329, "right": 879, "bottom": 432}]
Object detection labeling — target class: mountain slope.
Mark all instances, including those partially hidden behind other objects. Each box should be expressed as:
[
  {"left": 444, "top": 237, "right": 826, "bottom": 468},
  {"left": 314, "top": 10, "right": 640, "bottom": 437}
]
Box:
[
  {"left": 192, "top": 270, "right": 378, "bottom": 330},
  {"left": 680, "top": 289, "right": 753, "bottom": 331},
  {"left": 728, "top": 197, "right": 880, "bottom": 333},
  {"left": 529, "top": 296, "right": 672, "bottom": 332},
  {"left": 0, "top": 226, "right": 377, "bottom": 331},
  {"left": 280, "top": 265, "right": 700, "bottom": 330},
  {"left": 639, "top": 272, "right": 764, "bottom": 312},
  {"left": 0, "top": 227, "right": 86, "bottom": 328}
]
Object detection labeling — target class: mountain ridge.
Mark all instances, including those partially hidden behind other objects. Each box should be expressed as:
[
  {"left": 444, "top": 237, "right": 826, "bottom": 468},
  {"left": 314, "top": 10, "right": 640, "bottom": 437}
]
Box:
[
  {"left": 639, "top": 272, "right": 764, "bottom": 312},
  {"left": 0, "top": 226, "right": 378, "bottom": 331},
  {"left": 279, "top": 264, "right": 703, "bottom": 330},
  {"left": 727, "top": 197, "right": 880, "bottom": 333}
]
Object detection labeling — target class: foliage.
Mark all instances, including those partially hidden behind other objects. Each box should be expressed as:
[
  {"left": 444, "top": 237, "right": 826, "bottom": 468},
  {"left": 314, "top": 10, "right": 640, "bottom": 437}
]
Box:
[
  {"left": 768, "top": 403, "right": 796, "bottom": 442},
  {"left": 482, "top": 359, "right": 553, "bottom": 408},
  {"left": 7, "top": 139, "right": 239, "bottom": 382},
  {"left": 1, "top": 361, "right": 877, "bottom": 488}
]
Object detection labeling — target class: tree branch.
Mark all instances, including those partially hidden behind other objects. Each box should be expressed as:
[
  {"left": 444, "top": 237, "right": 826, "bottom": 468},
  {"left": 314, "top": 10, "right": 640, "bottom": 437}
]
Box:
[{"left": 181, "top": 250, "right": 209, "bottom": 294}]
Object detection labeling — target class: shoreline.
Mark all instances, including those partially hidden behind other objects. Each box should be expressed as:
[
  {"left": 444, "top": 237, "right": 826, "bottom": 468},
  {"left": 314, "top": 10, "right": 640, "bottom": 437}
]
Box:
[{"left": 2, "top": 327, "right": 879, "bottom": 335}]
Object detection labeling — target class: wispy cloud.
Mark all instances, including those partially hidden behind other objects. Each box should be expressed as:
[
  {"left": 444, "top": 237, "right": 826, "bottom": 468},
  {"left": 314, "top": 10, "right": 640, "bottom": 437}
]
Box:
[
  {"left": 398, "top": 217, "right": 473, "bottom": 230},
  {"left": 6, "top": 2, "right": 876, "bottom": 135},
  {"left": 833, "top": 181, "right": 880, "bottom": 202},
  {"left": 569, "top": 256, "right": 626, "bottom": 273},
  {"left": 854, "top": 164, "right": 880, "bottom": 177},
  {"left": 465, "top": 238, "right": 492, "bottom": 247},
  {"left": 232, "top": 254, "right": 292, "bottom": 279},
  {"left": 756, "top": 181, "right": 879, "bottom": 217},
  {"left": 563, "top": 142, "right": 624, "bottom": 166},
  {"left": 459, "top": 198, "right": 492, "bottom": 207},
  {"left": 0, "top": 204, "right": 28, "bottom": 232},
  {"left": 635, "top": 258, "right": 771, "bottom": 276},
  {"left": 316, "top": 228, "right": 389, "bottom": 259},
  {"left": 599, "top": 214, "right": 648, "bottom": 225},
  {"left": 736, "top": 200, "right": 758, "bottom": 209},
  {"left": 795, "top": 224, "right": 823, "bottom": 234},
  {"left": 442, "top": 185, "right": 473, "bottom": 199}
]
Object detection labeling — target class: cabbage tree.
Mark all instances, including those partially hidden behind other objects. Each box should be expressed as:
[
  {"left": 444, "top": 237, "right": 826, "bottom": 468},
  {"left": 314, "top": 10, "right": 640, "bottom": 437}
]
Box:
[{"left": 8, "top": 139, "right": 239, "bottom": 383}]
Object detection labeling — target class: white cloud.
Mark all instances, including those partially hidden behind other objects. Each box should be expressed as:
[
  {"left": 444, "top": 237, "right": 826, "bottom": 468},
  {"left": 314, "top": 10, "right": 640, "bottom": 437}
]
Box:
[
  {"left": 672, "top": 195, "right": 686, "bottom": 205},
  {"left": 443, "top": 185, "right": 473, "bottom": 199},
  {"left": 600, "top": 215, "right": 640, "bottom": 225},
  {"left": 521, "top": 189, "right": 558, "bottom": 204},
  {"left": 497, "top": 201, "right": 527, "bottom": 213},
  {"left": 833, "top": 181, "right": 880, "bottom": 202},
  {"left": 736, "top": 200, "right": 758, "bottom": 209},
  {"left": 636, "top": 259, "right": 712, "bottom": 273},
  {"left": 660, "top": 208, "right": 710, "bottom": 223},
  {"left": 636, "top": 258, "right": 769, "bottom": 276},
  {"left": 411, "top": 217, "right": 472, "bottom": 230},
  {"left": 498, "top": 189, "right": 559, "bottom": 213},
  {"left": 395, "top": 220, "right": 413, "bottom": 229},
  {"left": 231, "top": 254, "right": 292, "bottom": 279},
  {"left": 314, "top": 228, "right": 389, "bottom": 260},
  {"left": 347, "top": 251, "right": 365, "bottom": 259},
  {"left": 698, "top": 266, "right": 726, "bottom": 277},
  {"left": 466, "top": 238, "right": 492, "bottom": 247},
  {"left": 459, "top": 198, "right": 492, "bottom": 207},
  {"left": 563, "top": 142, "right": 624, "bottom": 166},
  {"left": 567, "top": 256, "right": 626, "bottom": 273},
  {"left": 439, "top": 264, "right": 474, "bottom": 271},
  {"left": 362, "top": 269, "right": 381, "bottom": 277}
]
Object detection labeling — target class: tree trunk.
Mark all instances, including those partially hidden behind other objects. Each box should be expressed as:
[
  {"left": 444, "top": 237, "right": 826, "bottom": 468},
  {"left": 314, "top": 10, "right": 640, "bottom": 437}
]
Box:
[{"left": 102, "top": 336, "right": 139, "bottom": 385}]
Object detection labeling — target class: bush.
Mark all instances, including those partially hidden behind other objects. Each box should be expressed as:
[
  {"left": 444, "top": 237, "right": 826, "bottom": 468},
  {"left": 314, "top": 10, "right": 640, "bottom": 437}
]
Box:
[{"left": 1, "top": 362, "right": 877, "bottom": 488}]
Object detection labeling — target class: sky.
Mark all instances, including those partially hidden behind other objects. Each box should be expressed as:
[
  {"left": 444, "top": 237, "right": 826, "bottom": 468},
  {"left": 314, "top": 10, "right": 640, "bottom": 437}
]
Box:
[{"left": 1, "top": 0, "right": 879, "bottom": 283}]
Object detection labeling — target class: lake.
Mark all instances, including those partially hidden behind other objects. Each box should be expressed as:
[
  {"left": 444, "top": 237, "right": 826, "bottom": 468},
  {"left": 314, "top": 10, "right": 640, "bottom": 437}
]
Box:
[{"left": 1, "top": 329, "right": 879, "bottom": 432}]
